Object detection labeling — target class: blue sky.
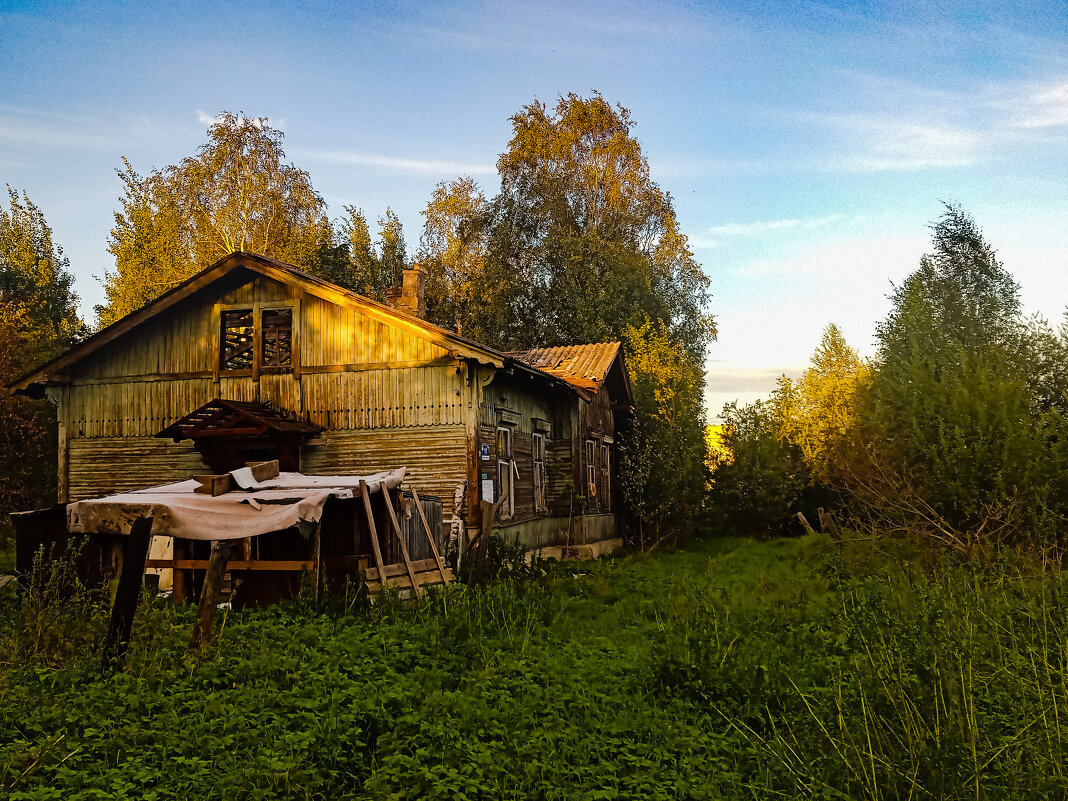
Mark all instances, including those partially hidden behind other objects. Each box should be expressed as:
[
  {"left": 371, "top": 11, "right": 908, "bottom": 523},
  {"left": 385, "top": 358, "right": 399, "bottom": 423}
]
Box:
[{"left": 2, "top": 1, "right": 1067, "bottom": 417}]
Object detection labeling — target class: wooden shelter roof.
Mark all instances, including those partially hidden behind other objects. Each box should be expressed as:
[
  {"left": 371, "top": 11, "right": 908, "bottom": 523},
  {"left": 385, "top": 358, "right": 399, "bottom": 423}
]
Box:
[{"left": 155, "top": 399, "right": 324, "bottom": 442}]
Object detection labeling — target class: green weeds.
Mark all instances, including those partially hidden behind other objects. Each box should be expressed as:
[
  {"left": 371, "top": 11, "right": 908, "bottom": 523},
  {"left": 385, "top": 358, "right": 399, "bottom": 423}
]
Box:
[{"left": 1, "top": 535, "right": 1066, "bottom": 798}]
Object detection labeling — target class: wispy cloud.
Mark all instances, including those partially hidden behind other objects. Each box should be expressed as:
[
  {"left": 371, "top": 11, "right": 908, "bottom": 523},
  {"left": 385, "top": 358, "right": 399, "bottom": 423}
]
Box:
[
  {"left": 1002, "top": 80, "right": 1068, "bottom": 130},
  {"left": 813, "top": 75, "right": 1068, "bottom": 172},
  {"left": 294, "top": 148, "right": 496, "bottom": 176},
  {"left": 706, "top": 214, "right": 846, "bottom": 238}
]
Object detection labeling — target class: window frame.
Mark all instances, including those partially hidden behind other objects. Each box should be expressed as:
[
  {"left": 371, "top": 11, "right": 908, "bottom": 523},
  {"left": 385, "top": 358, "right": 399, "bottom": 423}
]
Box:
[
  {"left": 600, "top": 441, "right": 612, "bottom": 511},
  {"left": 532, "top": 432, "right": 547, "bottom": 514},
  {"left": 585, "top": 438, "right": 598, "bottom": 512},
  {"left": 496, "top": 424, "right": 515, "bottom": 521},
  {"left": 214, "top": 299, "right": 299, "bottom": 380}
]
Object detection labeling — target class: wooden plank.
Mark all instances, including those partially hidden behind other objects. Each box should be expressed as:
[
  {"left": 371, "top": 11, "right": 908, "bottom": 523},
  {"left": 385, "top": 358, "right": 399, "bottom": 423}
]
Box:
[
  {"left": 101, "top": 516, "right": 153, "bottom": 672},
  {"left": 360, "top": 479, "right": 389, "bottom": 588},
  {"left": 244, "top": 460, "right": 280, "bottom": 482},
  {"left": 146, "top": 558, "right": 314, "bottom": 571},
  {"left": 364, "top": 557, "right": 445, "bottom": 580},
  {"left": 365, "top": 568, "right": 456, "bottom": 592},
  {"left": 411, "top": 487, "right": 449, "bottom": 585},
  {"left": 381, "top": 489, "right": 422, "bottom": 600},
  {"left": 796, "top": 512, "right": 816, "bottom": 536},
  {"left": 190, "top": 540, "right": 230, "bottom": 649},
  {"left": 194, "top": 474, "right": 233, "bottom": 496}
]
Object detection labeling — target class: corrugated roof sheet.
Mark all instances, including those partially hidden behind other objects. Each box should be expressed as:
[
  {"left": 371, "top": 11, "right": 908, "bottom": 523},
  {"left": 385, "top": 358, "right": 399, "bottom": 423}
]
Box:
[{"left": 508, "top": 342, "right": 622, "bottom": 393}]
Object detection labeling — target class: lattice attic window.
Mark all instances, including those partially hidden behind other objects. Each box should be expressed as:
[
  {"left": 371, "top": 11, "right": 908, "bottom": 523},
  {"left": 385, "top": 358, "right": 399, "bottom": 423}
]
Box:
[
  {"left": 261, "top": 308, "right": 292, "bottom": 371},
  {"left": 221, "top": 309, "right": 254, "bottom": 371}
]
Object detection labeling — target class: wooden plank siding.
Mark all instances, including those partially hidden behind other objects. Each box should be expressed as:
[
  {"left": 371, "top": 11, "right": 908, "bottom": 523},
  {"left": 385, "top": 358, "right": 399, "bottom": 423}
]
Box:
[
  {"left": 68, "top": 437, "right": 209, "bottom": 500},
  {"left": 301, "top": 427, "right": 467, "bottom": 518}
]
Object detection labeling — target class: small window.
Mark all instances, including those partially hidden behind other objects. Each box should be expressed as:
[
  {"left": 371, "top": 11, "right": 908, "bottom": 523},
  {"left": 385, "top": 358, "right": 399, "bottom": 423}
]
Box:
[
  {"left": 497, "top": 426, "right": 514, "bottom": 520},
  {"left": 261, "top": 308, "right": 292, "bottom": 371},
  {"left": 585, "top": 439, "right": 597, "bottom": 510},
  {"left": 221, "top": 309, "right": 255, "bottom": 371},
  {"left": 600, "top": 442, "right": 611, "bottom": 510},
  {"left": 219, "top": 305, "right": 296, "bottom": 374},
  {"left": 533, "top": 433, "right": 547, "bottom": 513}
]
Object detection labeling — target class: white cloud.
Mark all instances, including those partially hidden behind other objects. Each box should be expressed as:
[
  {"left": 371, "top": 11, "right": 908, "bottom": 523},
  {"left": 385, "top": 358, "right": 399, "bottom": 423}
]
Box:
[
  {"left": 834, "top": 116, "right": 986, "bottom": 171},
  {"left": 705, "top": 214, "right": 846, "bottom": 238},
  {"left": 1004, "top": 80, "right": 1068, "bottom": 130},
  {"left": 294, "top": 148, "right": 496, "bottom": 176}
]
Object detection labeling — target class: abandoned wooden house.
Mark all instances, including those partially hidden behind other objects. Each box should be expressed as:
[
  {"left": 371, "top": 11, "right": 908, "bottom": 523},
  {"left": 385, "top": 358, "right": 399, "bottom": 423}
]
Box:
[{"left": 13, "top": 251, "right": 632, "bottom": 559}]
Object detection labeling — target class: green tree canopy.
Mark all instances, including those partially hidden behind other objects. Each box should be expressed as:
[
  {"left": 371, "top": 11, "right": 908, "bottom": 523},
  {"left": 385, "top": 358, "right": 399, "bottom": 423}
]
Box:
[
  {"left": 865, "top": 204, "right": 1044, "bottom": 545},
  {"left": 100, "top": 112, "right": 331, "bottom": 325},
  {"left": 0, "top": 187, "right": 85, "bottom": 511},
  {"left": 419, "top": 93, "right": 714, "bottom": 359},
  {"left": 418, "top": 94, "right": 716, "bottom": 540}
]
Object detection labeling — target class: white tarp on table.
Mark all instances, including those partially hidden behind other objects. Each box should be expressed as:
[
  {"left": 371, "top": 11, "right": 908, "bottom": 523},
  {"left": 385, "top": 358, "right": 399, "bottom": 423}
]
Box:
[{"left": 66, "top": 468, "right": 406, "bottom": 541}]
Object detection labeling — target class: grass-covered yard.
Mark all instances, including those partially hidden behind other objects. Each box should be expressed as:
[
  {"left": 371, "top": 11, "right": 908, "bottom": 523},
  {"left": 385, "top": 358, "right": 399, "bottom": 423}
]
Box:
[{"left": 2, "top": 534, "right": 1066, "bottom": 799}]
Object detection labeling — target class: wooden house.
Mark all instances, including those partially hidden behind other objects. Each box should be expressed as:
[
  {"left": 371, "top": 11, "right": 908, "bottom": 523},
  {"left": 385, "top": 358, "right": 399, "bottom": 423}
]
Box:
[{"left": 13, "top": 252, "right": 631, "bottom": 550}]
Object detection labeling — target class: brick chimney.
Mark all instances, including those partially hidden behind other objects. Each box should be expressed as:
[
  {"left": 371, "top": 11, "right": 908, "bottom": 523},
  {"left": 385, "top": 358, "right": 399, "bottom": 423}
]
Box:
[{"left": 389, "top": 263, "right": 426, "bottom": 319}]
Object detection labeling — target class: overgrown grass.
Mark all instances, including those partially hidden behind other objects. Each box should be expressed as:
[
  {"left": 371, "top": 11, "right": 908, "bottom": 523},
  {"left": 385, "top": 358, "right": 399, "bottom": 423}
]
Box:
[{"left": 1, "top": 534, "right": 1067, "bottom": 799}]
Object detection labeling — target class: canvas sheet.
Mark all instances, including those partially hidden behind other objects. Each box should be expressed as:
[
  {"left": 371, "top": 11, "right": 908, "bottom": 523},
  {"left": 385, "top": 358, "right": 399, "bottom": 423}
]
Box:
[{"left": 67, "top": 468, "right": 406, "bottom": 541}]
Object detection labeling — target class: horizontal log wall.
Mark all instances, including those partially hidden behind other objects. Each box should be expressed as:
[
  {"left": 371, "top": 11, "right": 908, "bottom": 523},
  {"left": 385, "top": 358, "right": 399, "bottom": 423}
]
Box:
[
  {"left": 300, "top": 425, "right": 468, "bottom": 517},
  {"left": 68, "top": 437, "right": 209, "bottom": 500}
]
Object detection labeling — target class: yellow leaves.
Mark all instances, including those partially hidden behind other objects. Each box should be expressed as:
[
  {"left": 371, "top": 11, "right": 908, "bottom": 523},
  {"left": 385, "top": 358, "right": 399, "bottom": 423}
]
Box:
[{"left": 776, "top": 324, "right": 870, "bottom": 485}]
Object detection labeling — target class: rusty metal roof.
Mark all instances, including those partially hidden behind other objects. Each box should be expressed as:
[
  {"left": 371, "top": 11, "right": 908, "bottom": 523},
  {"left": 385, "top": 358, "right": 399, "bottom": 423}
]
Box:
[{"left": 508, "top": 342, "right": 622, "bottom": 393}]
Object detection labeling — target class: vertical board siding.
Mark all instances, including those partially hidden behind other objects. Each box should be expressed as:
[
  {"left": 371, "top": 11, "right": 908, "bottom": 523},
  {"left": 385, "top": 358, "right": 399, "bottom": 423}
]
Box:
[
  {"left": 301, "top": 365, "right": 465, "bottom": 430},
  {"left": 68, "top": 379, "right": 216, "bottom": 438},
  {"left": 300, "top": 295, "right": 447, "bottom": 366},
  {"left": 301, "top": 426, "right": 467, "bottom": 517},
  {"left": 68, "top": 437, "right": 208, "bottom": 500}
]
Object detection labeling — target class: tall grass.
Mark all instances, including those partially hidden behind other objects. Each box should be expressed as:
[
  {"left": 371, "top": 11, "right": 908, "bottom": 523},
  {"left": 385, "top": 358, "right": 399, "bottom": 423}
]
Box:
[{"left": 1, "top": 534, "right": 1066, "bottom": 798}]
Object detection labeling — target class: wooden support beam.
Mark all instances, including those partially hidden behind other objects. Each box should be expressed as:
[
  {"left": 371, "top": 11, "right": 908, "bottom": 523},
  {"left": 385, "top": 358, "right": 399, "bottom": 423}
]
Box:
[
  {"left": 360, "top": 479, "right": 389, "bottom": 589},
  {"left": 190, "top": 540, "right": 231, "bottom": 650},
  {"left": 101, "top": 516, "right": 153, "bottom": 672},
  {"left": 146, "top": 558, "right": 314, "bottom": 571},
  {"left": 411, "top": 487, "right": 449, "bottom": 586},
  {"left": 380, "top": 489, "right": 422, "bottom": 600}
]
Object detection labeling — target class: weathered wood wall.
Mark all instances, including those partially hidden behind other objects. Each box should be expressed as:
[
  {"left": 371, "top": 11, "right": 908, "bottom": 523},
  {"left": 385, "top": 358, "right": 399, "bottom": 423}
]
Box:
[
  {"left": 60, "top": 272, "right": 478, "bottom": 501},
  {"left": 301, "top": 426, "right": 468, "bottom": 518},
  {"left": 68, "top": 437, "right": 209, "bottom": 500}
]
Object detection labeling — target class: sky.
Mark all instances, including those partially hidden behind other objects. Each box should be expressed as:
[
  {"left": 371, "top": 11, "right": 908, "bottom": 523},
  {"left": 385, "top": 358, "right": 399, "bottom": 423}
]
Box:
[{"left": 1, "top": 0, "right": 1067, "bottom": 418}]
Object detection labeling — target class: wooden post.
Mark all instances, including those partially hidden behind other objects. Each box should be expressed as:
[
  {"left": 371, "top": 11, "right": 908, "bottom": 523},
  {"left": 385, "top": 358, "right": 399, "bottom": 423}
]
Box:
[
  {"left": 171, "top": 538, "right": 187, "bottom": 604},
  {"left": 381, "top": 489, "right": 422, "bottom": 600},
  {"left": 796, "top": 512, "right": 816, "bottom": 536},
  {"left": 411, "top": 487, "right": 449, "bottom": 585},
  {"left": 310, "top": 524, "right": 321, "bottom": 602},
  {"left": 360, "top": 480, "right": 389, "bottom": 589},
  {"left": 468, "top": 500, "right": 494, "bottom": 586},
  {"left": 190, "top": 540, "right": 230, "bottom": 650},
  {"left": 101, "top": 516, "right": 153, "bottom": 672}
]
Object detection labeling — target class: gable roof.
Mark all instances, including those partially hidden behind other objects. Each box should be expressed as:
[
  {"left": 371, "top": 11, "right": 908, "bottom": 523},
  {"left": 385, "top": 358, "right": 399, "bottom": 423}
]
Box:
[{"left": 11, "top": 252, "right": 624, "bottom": 403}]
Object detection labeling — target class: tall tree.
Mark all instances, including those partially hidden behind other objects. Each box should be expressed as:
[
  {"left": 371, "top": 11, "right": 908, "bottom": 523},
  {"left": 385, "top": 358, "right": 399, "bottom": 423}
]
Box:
[
  {"left": 865, "top": 205, "right": 1041, "bottom": 547},
  {"left": 100, "top": 112, "right": 331, "bottom": 324},
  {"left": 418, "top": 177, "right": 500, "bottom": 336},
  {"left": 419, "top": 95, "right": 716, "bottom": 540},
  {"left": 776, "top": 324, "right": 870, "bottom": 487},
  {"left": 0, "top": 188, "right": 85, "bottom": 511}
]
